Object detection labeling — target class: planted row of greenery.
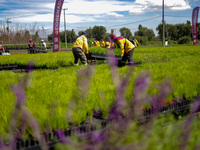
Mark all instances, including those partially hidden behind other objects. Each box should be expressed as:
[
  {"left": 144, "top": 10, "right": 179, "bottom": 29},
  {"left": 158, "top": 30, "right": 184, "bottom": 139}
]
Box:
[
  {"left": 0, "top": 45, "right": 200, "bottom": 141},
  {"left": 3, "top": 43, "right": 52, "bottom": 50},
  {"left": 1, "top": 67, "right": 200, "bottom": 149},
  {"left": 0, "top": 45, "right": 199, "bottom": 67}
]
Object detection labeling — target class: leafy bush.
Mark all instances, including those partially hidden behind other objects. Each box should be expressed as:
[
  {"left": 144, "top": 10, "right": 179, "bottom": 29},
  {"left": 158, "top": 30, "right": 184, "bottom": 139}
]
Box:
[
  {"left": 132, "top": 36, "right": 147, "bottom": 45},
  {"left": 178, "top": 36, "right": 192, "bottom": 44}
]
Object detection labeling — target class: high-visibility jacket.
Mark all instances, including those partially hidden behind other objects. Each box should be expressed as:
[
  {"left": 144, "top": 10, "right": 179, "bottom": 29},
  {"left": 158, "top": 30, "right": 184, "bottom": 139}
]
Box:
[
  {"left": 133, "top": 39, "right": 139, "bottom": 47},
  {"left": 101, "top": 41, "right": 105, "bottom": 47},
  {"left": 73, "top": 35, "right": 89, "bottom": 54},
  {"left": 96, "top": 41, "right": 100, "bottom": 47},
  {"left": 116, "top": 37, "right": 135, "bottom": 56},
  {"left": 106, "top": 41, "right": 111, "bottom": 49}
]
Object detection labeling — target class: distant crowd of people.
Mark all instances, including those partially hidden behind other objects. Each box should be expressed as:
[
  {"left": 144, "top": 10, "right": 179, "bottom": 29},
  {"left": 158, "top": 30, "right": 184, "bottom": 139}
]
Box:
[{"left": 91, "top": 38, "right": 139, "bottom": 50}]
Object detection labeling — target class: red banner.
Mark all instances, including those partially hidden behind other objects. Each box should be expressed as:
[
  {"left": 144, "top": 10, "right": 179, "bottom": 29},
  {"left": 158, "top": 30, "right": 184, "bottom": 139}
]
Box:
[
  {"left": 53, "top": 0, "right": 64, "bottom": 52},
  {"left": 192, "top": 7, "right": 199, "bottom": 45}
]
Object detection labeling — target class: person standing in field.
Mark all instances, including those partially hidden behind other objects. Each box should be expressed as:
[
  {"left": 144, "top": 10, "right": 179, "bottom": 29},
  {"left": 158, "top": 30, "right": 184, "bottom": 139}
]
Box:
[
  {"left": 72, "top": 31, "right": 89, "bottom": 65},
  {"left": 28, "top": 39, "right": 36, "bottom": 53},
  {"left": 41, "top": 40, "right": 47, "bottom": 50},
  {"left": 0, "top": 44, "right": 4, "bottom": 55},
  {"left": 110, "top": 34, "right": 135, "bottom": 66}
]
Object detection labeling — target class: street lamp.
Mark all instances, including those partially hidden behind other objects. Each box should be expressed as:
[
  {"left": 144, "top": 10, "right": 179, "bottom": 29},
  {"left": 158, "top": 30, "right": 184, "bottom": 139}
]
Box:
[{"left": 63, "top": 8, "right": 68, "bottom": 49}]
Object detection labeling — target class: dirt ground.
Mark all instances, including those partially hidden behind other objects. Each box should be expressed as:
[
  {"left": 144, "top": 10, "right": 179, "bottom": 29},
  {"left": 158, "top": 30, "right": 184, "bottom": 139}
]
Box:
[{"left": 9, "top": 48, "right": 72, "bottom": 54}]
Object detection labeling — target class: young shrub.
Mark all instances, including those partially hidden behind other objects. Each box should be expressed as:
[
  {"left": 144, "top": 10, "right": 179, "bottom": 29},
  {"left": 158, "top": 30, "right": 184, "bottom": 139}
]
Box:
[{"left": 178, "top": 36, "right": 192, "bottom": 44}]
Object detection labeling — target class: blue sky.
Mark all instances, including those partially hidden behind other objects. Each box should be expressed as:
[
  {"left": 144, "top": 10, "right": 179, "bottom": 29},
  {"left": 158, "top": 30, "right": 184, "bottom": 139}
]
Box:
[{"left": 0, "top": 0, "right": 199, "bottom": 36}]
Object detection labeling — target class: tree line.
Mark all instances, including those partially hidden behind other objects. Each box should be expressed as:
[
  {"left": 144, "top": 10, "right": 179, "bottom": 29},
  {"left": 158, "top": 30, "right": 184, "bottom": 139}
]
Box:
[
  {"left": 0, "top": 22, "right": 47, "bottom": 44},
  {"left": 48, "top": 21, "right": 200, "bottom": 45},
  {"left": 0, "top": 20, "right": 199, "bottom": 45}
]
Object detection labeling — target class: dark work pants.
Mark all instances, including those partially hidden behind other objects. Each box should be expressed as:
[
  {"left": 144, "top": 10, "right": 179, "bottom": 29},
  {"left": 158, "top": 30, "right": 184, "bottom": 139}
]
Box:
[
  {"left": 72, "top": 47, "right": 87, "bottom": 64},
  {"left": 121, "top": 48, "right": 134, "bottom": 66}
]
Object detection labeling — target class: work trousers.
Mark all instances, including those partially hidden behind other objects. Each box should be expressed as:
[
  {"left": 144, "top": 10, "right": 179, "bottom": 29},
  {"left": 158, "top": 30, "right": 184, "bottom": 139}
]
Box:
[
  {"left": 72, "top": 47, "right": 87, "bottom": 64},
  {"left": 121, "top": 48, "right": 134, "bottom": 66}
]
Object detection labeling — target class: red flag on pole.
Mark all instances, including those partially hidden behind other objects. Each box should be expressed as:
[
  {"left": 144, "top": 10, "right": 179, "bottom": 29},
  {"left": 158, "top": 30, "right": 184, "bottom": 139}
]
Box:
[
  {"left": 192, "top": 7, "right": 199, "bottom": 45},
  {"left": 53, "top": 0, "right": 64, "bottom": 52}
]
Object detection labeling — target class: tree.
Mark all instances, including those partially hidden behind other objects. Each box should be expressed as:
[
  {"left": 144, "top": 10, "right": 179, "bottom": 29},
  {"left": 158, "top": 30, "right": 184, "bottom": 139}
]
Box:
[
  {"left": 92, "top": 26, "right": 107, "bottom": 41},
  {"left": 119, "top": 27, "right": 132, "bottom": 39},
  {"left": 134, "top": 25, "right": 155, "bottom": 41},
  {"left": 167, "top": 25, "right": 177, "bottom": 41},
  {"left": 32, "top": 31, "right": 41, "bottom": 42},
  {"left": 70, "top": 29, "right": 77, "bottom": 43},
  {"left": 111, "top": 29, "right": 115, "bottom": 35},
  {"left": 156, "top": 21, "right": 192, "bottom": 41},
  {"left": 48, "top": 34, "right": 53, "bottom": 42},
  {"left": 23, "top": 30, "right": 30, "bottom": 42},
  {"left": 86, "top": 28, "right": 93, "bottom": 39},
  {"left": 67, "top": 29, "right": 77, "bottom": 43},
  {"left": 14, "top": 32, "right": 22, "bottom": 44}
]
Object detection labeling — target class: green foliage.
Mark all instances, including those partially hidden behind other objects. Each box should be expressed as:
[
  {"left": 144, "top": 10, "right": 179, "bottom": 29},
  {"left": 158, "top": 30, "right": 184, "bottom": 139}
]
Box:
[
  {"left": 0, "top": 51, "right": 74, "bottom": 67},
  {"left": 92, "top": 26, "right": 107, "bottom": 41},
  {"left": 156, "top": 21, "right": 193, "bottom": 41},
  {"left": 178, "top": 36, "right": 192, "bottom": 44},
  {"left": 0, "top": 45, "right": 200, "bottom": 141},
  {"left": 132, "top": 36, "right": 147, "bottom": 45},
  {"left": 134, "top": 24, "right": 155, "bottom": 41},
  {"left": 119, "top": 27, "right": 133, "bottom": 39}
]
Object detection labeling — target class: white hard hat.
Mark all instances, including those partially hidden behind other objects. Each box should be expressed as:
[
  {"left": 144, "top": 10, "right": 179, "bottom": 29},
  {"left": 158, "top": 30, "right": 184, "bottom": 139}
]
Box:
[{"left": 41, "top": 40, "right": 44, "bottom": 42}]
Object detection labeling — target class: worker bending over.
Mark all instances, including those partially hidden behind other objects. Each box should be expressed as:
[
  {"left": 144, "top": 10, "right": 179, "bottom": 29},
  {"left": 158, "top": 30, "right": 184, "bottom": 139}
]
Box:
[
  {"left": 110, "top": 34, "right": 136, "bottom": 66},
  {"left": 72, "top": 31, "right": 89, "bottom": 65}
]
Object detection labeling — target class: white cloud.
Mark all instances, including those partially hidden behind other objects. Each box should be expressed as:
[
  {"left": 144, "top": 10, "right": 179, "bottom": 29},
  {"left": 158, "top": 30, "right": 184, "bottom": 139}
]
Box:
[
  {"left": 129, "top": 0, "right": 191, "bottom": 14},
  {"left": 0, "top": 0, "right": 192, "bottom": 24},
  {"left": 107, "top": 12, "right": 124, "bottom": 19}
]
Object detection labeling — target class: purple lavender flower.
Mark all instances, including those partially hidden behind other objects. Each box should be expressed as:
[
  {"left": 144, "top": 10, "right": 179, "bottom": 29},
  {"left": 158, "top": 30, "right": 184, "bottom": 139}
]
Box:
[
  {"left": 90, "top": 132, "right": 105, "bottom": 143},
  {"left": 0, "top": 137, "right": 5, "bottom": 150},
  {"left": 26, "top": 61, "right": 34, "bottom": 73},
  {"left": 11, "top": 81, "right": 26, "bottom": 107},
  {"left": 56, "top": 130, "right": 71, "bottom": 145},
  {"left": 180, "top": 99, "right": 200, "bottom": 150}
]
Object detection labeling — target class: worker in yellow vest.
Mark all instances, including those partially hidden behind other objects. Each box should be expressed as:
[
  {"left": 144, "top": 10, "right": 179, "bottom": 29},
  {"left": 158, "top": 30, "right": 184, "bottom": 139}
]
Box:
[
  {"left": 101, "top": 39, "right": 105, "bottom": 48},
  {"left": 106, "top": 40, "right": 111, "bottom": 49},
  {"left": 72, "top": 31, "right": 89, "bottom": 65},
  {"left": 110, "top": 34, "right": 135, "bottom": 66},
  {"left": 129, "top": 39, "right": 139, "bottom": 47},
  {"left": 95, "top": 40, "right": 100, "bottom": 47},
  {"left": 91, "top": 41, "right": 94, "bottom": 46}
]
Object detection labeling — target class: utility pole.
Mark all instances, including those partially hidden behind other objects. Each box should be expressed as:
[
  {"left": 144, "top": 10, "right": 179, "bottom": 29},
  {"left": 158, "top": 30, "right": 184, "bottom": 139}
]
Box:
[
  {"left": 162, "top": 0, "right": 165, "bottom": 47},
  {"left": 63, "top": 8, "right": 68, "bottom": 49},
  {"left": 5, "top": 18, "right": 11, "bottom": 33}
]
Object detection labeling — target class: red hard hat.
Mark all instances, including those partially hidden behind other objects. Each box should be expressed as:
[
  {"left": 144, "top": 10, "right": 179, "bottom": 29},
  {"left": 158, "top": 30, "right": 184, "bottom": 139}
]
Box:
[
  {"left": 29, "top": 39, "right": 32, "bottom": 42},
  {"left": 110, "top": 34, "right": 117, "bottom": 41}
]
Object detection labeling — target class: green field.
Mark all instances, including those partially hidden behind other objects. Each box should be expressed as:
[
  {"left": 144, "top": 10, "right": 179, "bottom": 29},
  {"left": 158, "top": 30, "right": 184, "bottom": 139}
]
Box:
[{"left": 0, "top": 45, "right": 200, "bottom": 149}]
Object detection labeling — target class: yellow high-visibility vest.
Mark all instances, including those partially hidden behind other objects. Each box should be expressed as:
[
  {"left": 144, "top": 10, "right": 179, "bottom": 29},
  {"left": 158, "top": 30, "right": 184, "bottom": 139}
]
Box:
[{"left": 73, "top": 35, "right": 89, "bottom": 54}]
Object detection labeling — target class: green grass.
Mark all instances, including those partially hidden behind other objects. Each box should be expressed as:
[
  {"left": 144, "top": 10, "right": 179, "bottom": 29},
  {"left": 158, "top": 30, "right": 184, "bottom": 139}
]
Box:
[{"left": 0, "top": 45, "right": 200, "bottom": 140}]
